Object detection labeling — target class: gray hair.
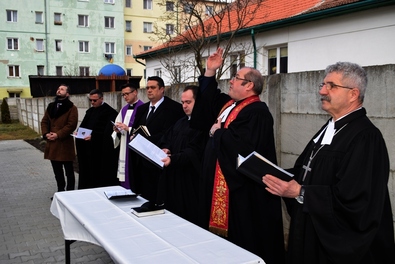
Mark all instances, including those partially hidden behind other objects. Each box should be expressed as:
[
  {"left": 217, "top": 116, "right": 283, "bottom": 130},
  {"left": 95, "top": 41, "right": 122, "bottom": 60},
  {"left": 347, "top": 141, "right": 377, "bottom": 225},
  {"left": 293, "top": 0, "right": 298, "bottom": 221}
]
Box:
[
  {"left": 325, "top": 62, "right": 367, "bottom": 102},
  {"left": 243, "top": 67, "right": 264, "bottom": 95}
]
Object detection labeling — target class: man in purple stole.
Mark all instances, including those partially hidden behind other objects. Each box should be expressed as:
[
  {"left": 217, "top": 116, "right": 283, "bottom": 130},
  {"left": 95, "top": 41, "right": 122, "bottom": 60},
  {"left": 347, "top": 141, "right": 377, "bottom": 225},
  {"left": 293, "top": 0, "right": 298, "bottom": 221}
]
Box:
[{"left": 112, "top": 83, "right": 143, "bottom": 189}]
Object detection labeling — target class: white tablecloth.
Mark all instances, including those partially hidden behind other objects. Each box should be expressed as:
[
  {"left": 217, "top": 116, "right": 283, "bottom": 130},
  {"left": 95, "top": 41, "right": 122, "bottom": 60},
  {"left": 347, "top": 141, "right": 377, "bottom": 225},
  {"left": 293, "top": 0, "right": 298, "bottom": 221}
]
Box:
[{"left": 50, "top": 186, "right": 265, "bottom": 264}]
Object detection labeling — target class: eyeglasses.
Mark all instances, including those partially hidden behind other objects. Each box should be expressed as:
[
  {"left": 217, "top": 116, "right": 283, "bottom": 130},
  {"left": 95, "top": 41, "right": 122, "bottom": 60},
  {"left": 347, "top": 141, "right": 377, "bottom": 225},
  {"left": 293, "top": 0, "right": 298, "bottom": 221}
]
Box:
[
  {"left": 121, "top": 91, "right": 133, "bottom": 97},
  {"left": 319, "top": 82, "right": 353, "bottom": 91},
  {"left": 232, "top": 76, "right": 251, "bottom": 82}
]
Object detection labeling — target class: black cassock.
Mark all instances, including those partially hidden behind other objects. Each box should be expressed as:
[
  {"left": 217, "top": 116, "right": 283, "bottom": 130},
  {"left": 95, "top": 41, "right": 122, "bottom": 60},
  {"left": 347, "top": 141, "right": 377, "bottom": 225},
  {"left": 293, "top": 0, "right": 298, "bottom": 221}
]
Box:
[
  {"left": 286, "top": 108, "right": 395, "bottom": 264},
  {"left": 190, "top": 76, "right": 285, "bottom": 264},
  {"left": 159, "top": 116, "right": 204, "bottom": 225},
  {"left": 76, "top": 103, "right": 119, "bottom": 189}
]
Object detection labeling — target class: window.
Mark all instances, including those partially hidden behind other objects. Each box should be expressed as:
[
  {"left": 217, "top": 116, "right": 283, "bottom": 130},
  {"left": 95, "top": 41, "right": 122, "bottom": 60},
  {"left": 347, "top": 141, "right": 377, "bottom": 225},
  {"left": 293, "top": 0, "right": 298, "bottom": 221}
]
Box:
[
  {"left": 166, "top": 24, "right": 174, "bottom": 35},
  {"left": 183, "top": 3, "right": 194, "bottom": 14},
  {"left": 105, "top": 16, "right": 115, "bottom": 28},
  {"left": 36, "top": 39, "right": 44, "bottom": 51},
  {"left": 7, "top": 10, "right": 17, "bottom": 22},
  {"left": 206, "top": 6, "right": 214, "bottom": 16},
  {"left": 143, "top": 0, "right": 152, "bottom": 10},
  {"left": 143, "top": 46, "right": 152, "bottom": 51},
  {"left": 125, "top": 0, "right": 131, "bottom": 7},
  {"left": 143, "top": 22, "right": 152, "bottom": 33},
  {"left": 56, "top": 66, "right": 63, "bottom": 76},
  {"left": 37, "top": 65, "right": 44, "bottom": 75},
  {"left": 166, "top": 1, "right": 174, "bottom": 11},
  {"left": 8, "top": 65, "right": 20, "bottom": 77},
  {"left": 105, "top": 42, "right": 115, "bottom": 54},
  {"left": 104, "top": 0, "right": 115, "bottom": 3},
  {"left": 268, "top": 47, "right": 288, "bottom": 75},
  {"left": 230, "top": 53, "right": 245, "bottom": 77},
  {"left": 154, "top": 68, "right": 161, "bottom": 77},
  {"left": 126, "top": 69, "right": 132, "bottom": 76},
  {"left": 78, "top": 15, "right": 89, "bottom": 27},
  {"left": 54, "top": 13, "right": 62, "bottom": 25},
  {"left": 79, "top": 67, "right": 89, "bottom": 76},
  {"left": 174, "top": 66, "right": 181, "bottom": 82},
  {"left": 55, "top": 40, "right": 62, "bottom": 51},
  {"left": 7, "top": 38, "right": 19, "bottom": 50},
  {"left": 126, "top": 45, "right": 132, "bottom": 56},
  {"left": 35, "top": 12, "right": 43, "bottom": 23},
  {"left": 79, "top": 41, "right": 89, "bottom": 52},
  {"left": 125, "top": 20, "right": 132, "bottom": 32}
]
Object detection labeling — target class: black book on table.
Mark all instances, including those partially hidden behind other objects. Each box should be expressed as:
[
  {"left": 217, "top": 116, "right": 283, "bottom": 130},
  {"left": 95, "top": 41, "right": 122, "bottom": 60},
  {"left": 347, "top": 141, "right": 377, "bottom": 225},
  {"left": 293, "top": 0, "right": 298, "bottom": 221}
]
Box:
[
  {"left": 237, "top": 151, "right": 294, "bottom": 186},
  {"left": 132, "top": 125, "right": 151, "bottom": 137}
]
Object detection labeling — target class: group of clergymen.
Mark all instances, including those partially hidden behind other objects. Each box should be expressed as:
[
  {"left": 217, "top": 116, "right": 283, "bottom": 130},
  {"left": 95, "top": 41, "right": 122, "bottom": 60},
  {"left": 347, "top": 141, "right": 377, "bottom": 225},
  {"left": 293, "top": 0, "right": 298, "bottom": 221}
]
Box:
[{"left": 41, "top": 48, "right": 395, "bottom": 264}]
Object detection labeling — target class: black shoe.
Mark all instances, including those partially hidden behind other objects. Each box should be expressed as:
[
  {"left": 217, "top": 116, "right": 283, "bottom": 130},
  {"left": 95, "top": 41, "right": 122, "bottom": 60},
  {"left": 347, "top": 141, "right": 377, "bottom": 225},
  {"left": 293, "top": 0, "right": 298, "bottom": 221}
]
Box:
[{"left": 50, "top": 197, "right": 53, "bottom": 201}]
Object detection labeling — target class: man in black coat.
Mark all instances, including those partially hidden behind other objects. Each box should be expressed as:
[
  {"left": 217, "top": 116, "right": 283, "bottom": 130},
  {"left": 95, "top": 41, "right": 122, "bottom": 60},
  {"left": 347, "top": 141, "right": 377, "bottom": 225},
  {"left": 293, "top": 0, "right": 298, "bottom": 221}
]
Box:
[
  {"left": 76, "top": 89, "right": 119, "bottom": 189},
  {"left": 130, "top": 76, "right": 184, "bottom": 209}
]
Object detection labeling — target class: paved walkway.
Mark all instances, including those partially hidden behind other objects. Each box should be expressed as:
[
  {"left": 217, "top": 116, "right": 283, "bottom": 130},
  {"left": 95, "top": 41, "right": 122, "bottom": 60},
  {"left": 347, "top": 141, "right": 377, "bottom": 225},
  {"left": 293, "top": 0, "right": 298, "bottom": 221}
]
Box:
[{"left": 0, "top": 140, "right": 114, "bottom": 264}]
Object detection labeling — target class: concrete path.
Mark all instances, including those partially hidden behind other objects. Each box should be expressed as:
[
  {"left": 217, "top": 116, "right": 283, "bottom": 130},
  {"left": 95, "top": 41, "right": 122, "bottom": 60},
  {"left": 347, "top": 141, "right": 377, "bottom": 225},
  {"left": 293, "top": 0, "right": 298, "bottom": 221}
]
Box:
[{"left": 0, "top": 140, "right": 114, "bottom": 264}]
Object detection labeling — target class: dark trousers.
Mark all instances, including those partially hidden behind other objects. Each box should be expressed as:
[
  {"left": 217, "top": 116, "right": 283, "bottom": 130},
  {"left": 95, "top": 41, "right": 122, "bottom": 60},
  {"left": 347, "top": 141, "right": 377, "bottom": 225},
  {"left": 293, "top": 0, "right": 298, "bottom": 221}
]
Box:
[{"left": 50, "top": 160, "right": 75, "bottom": 191}]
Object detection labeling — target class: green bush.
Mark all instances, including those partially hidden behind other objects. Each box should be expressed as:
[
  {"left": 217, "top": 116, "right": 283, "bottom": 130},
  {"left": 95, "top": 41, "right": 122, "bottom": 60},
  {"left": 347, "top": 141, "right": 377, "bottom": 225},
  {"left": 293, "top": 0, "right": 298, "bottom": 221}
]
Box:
[{"left": 1, "top": 97, "right": 12, "bottom": 124}]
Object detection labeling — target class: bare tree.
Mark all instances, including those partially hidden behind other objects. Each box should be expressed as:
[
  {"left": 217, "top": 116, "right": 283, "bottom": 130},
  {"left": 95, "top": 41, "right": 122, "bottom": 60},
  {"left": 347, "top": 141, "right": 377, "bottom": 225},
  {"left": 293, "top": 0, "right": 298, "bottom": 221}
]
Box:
[{"left": 151, "top": 0, "right": 267, "bottom": 84}]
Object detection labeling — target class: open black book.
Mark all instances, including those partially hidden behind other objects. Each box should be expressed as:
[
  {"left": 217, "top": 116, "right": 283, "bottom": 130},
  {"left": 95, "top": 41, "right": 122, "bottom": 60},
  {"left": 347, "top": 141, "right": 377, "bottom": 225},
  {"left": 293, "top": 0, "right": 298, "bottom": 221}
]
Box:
[
  {"left": 128, "top": 133, "right": 167, "bottom": 169},
  {"left": 237, "top": 151, "right": 293, "bottom": 186},
  {"left": 132, "top": 125, "right": 151, "bottom": 137}
]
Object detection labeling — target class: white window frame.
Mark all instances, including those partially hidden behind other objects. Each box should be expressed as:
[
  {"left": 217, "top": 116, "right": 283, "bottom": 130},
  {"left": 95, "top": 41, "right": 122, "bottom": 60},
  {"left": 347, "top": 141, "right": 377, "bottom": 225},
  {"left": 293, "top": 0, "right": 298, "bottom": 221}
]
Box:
[
  {"left": 79, "top": 41, "right": 89, "bottom": 53},
  {"left": 35, "top": 12, "right": 43, "bottom": 23},
  {"left": 104, "top": 16, "right": 115, "bottom": 29},
  {"left": 126, "top": 45, "right": 132, "bottom": 56},
  {"left": 154, "top": 68, "right": 162, "bottom": 77},
  {"left": 174, "top": 66, "right": 181, "bottom": 82},
  {"left": 206, "top": 6, "right": 214, "bottom": 16},
  {"left": 143, "top": 0, "right": 153, "bottom": 10},
  {"left": 8, "top": 65, "right": 20, "bottom": 77},
  {"left": 268, "top": 46, "right": 288, "bottom": 75},
  {"left": 125, "top": 20, "right": 132, "bottom": 32},
  {"left": 79, "top": 66, "right": 90, "bottom": 76},
  {"left": 78, "top": 15, "right": 89, "bottom": 27},
  {"left": 54, "top": 13, "right": 62, "bottom": 25},
  {"left": 166, "top": 24, "right": 174, "bottom": 35},
  {"left": 56, "top": 66, "right": 63, "bottom": 76},
  {"left": 7, "top": 38, "right": 19, "bottom": 50},
  {"left": 36, "top": 39, "right": 44, "bottom": 51},
  {"left": 104, "top": 0, "right": 115, "bottom": 4},
  {"left": 166, "top": 1, "right": 174, "bottom": 12},
  {"left": 105, "top": 42, "right": 115, "bottom": 54},
  {"left": 37, "top": 65, "right": 44, "bottom": 75},
  {"left": 143, "top": 46, "right": 152, "bottom": 51},
  {"left": 143, "top": 22, "right": 152, "bottom": 33},
  {"left": 7, "top": 10, "right": 17, "bottom": 22},
  {"left": 55, "top": 40, "right": 62, "bottom": 52}
]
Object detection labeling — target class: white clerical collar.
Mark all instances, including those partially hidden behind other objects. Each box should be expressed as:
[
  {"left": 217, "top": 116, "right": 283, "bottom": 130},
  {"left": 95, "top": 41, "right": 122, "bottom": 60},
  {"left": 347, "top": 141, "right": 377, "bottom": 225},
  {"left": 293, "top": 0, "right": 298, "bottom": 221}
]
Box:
[{"left": 218, "top": 102, "right": 236, "bottom": 123}]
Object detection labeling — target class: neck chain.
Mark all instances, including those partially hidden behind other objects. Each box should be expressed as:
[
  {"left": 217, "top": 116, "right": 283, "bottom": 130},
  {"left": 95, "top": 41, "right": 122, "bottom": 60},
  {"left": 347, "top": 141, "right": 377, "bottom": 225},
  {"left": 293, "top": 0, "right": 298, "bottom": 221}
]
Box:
[{"left": 301, "top": 123, "right": 348, "bottom": 182}]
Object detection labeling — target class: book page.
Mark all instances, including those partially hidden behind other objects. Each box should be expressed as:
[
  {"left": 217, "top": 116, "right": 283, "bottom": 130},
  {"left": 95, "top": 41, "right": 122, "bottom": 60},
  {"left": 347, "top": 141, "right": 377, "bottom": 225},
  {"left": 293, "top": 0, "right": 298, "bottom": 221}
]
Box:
[
  {"left": 128, "top": 133, "right": 167, "bottom": 168},
  {"left": 71, "top": 127, "right": 92, "bottom": 139}
]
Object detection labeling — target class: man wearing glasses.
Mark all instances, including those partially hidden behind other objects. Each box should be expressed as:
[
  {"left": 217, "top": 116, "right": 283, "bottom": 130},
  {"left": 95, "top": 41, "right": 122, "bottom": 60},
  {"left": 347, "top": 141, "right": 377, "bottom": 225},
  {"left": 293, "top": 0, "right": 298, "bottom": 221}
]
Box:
[
  {"left": 76, "top": 89, "right": 119, "bottom": 189},
  {"left": 190, "top": 47, "right": 285, "bottom": 263},
  {"left": 112, "top": 83, "right": 144, "bottom": 189},
  {"left": 130, "top": 76, "right": 184, "bottom": 211},
  {"left": 263, "top": 62, "right": 395, "bottom": 263}
]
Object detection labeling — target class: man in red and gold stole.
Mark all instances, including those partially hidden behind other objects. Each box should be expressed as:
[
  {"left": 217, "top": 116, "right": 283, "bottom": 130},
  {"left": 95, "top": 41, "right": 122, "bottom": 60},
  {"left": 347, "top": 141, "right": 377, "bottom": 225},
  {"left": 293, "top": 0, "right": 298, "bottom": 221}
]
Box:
[{"left": 190, "top": 47, "right": 285, "bottom": 264}]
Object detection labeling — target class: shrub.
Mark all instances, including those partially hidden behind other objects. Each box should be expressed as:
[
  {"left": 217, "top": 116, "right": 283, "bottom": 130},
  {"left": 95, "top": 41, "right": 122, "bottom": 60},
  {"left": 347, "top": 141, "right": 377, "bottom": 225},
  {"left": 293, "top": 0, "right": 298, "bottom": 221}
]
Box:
[{"left": 1, "top": 97, "right": 12, "bottom": 124}]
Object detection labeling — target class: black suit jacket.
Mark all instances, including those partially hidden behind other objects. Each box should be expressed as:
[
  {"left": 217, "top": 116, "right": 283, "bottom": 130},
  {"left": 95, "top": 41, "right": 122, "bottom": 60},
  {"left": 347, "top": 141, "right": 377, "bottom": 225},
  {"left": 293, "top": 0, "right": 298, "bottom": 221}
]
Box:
[{"left": 130, "top": 96, "right": 184, "bottom": 204}]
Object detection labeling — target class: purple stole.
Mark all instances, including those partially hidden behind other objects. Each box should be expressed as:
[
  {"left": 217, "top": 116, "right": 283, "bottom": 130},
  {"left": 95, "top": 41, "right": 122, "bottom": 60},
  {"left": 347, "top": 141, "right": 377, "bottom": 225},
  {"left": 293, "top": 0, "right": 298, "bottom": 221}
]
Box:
[{"left": 120, "top": 99, "right": 144, "bottom": 189}]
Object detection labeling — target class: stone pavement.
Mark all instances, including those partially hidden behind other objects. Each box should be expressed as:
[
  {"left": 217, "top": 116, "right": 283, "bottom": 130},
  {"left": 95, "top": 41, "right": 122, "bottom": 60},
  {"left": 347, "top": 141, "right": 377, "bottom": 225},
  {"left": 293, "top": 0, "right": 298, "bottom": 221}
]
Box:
[{"left": 0, "top": 140, "right": 114, "bottom": 264}]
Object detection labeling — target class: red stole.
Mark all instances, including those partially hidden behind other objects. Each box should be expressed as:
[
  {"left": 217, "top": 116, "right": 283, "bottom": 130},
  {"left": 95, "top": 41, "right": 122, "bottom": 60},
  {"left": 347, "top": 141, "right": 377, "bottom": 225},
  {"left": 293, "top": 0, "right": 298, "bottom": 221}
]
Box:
[{"left": 208, "top": 95, "right": 260, "bottom": 237}]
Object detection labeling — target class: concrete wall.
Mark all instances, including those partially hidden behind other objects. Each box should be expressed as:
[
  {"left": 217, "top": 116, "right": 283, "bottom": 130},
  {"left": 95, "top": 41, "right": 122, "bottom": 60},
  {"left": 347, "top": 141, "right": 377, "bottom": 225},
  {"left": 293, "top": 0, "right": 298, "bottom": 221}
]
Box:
[{"left": 15, "top": 64, "right": 395, "bottom": 231}]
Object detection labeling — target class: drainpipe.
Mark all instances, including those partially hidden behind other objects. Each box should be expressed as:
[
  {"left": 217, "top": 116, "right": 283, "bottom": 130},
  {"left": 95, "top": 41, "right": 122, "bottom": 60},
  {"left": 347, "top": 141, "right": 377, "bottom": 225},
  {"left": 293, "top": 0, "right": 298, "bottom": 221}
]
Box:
[
  {"left": 251, "top": 29, "right": 257, "bottom": 69},
  {"left": 133, "top": 55, "right": 146, "bottom": 66},
  {"left": 44, "top": 0, "right": 49, "bottom": 75}
]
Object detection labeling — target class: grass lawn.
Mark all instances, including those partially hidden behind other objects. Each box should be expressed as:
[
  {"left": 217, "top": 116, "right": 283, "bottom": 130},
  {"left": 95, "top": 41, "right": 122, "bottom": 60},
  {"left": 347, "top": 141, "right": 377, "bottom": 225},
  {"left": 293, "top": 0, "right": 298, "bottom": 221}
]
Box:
[{"left": 0, "top": 121, "right": 41, "bottom": 140}]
